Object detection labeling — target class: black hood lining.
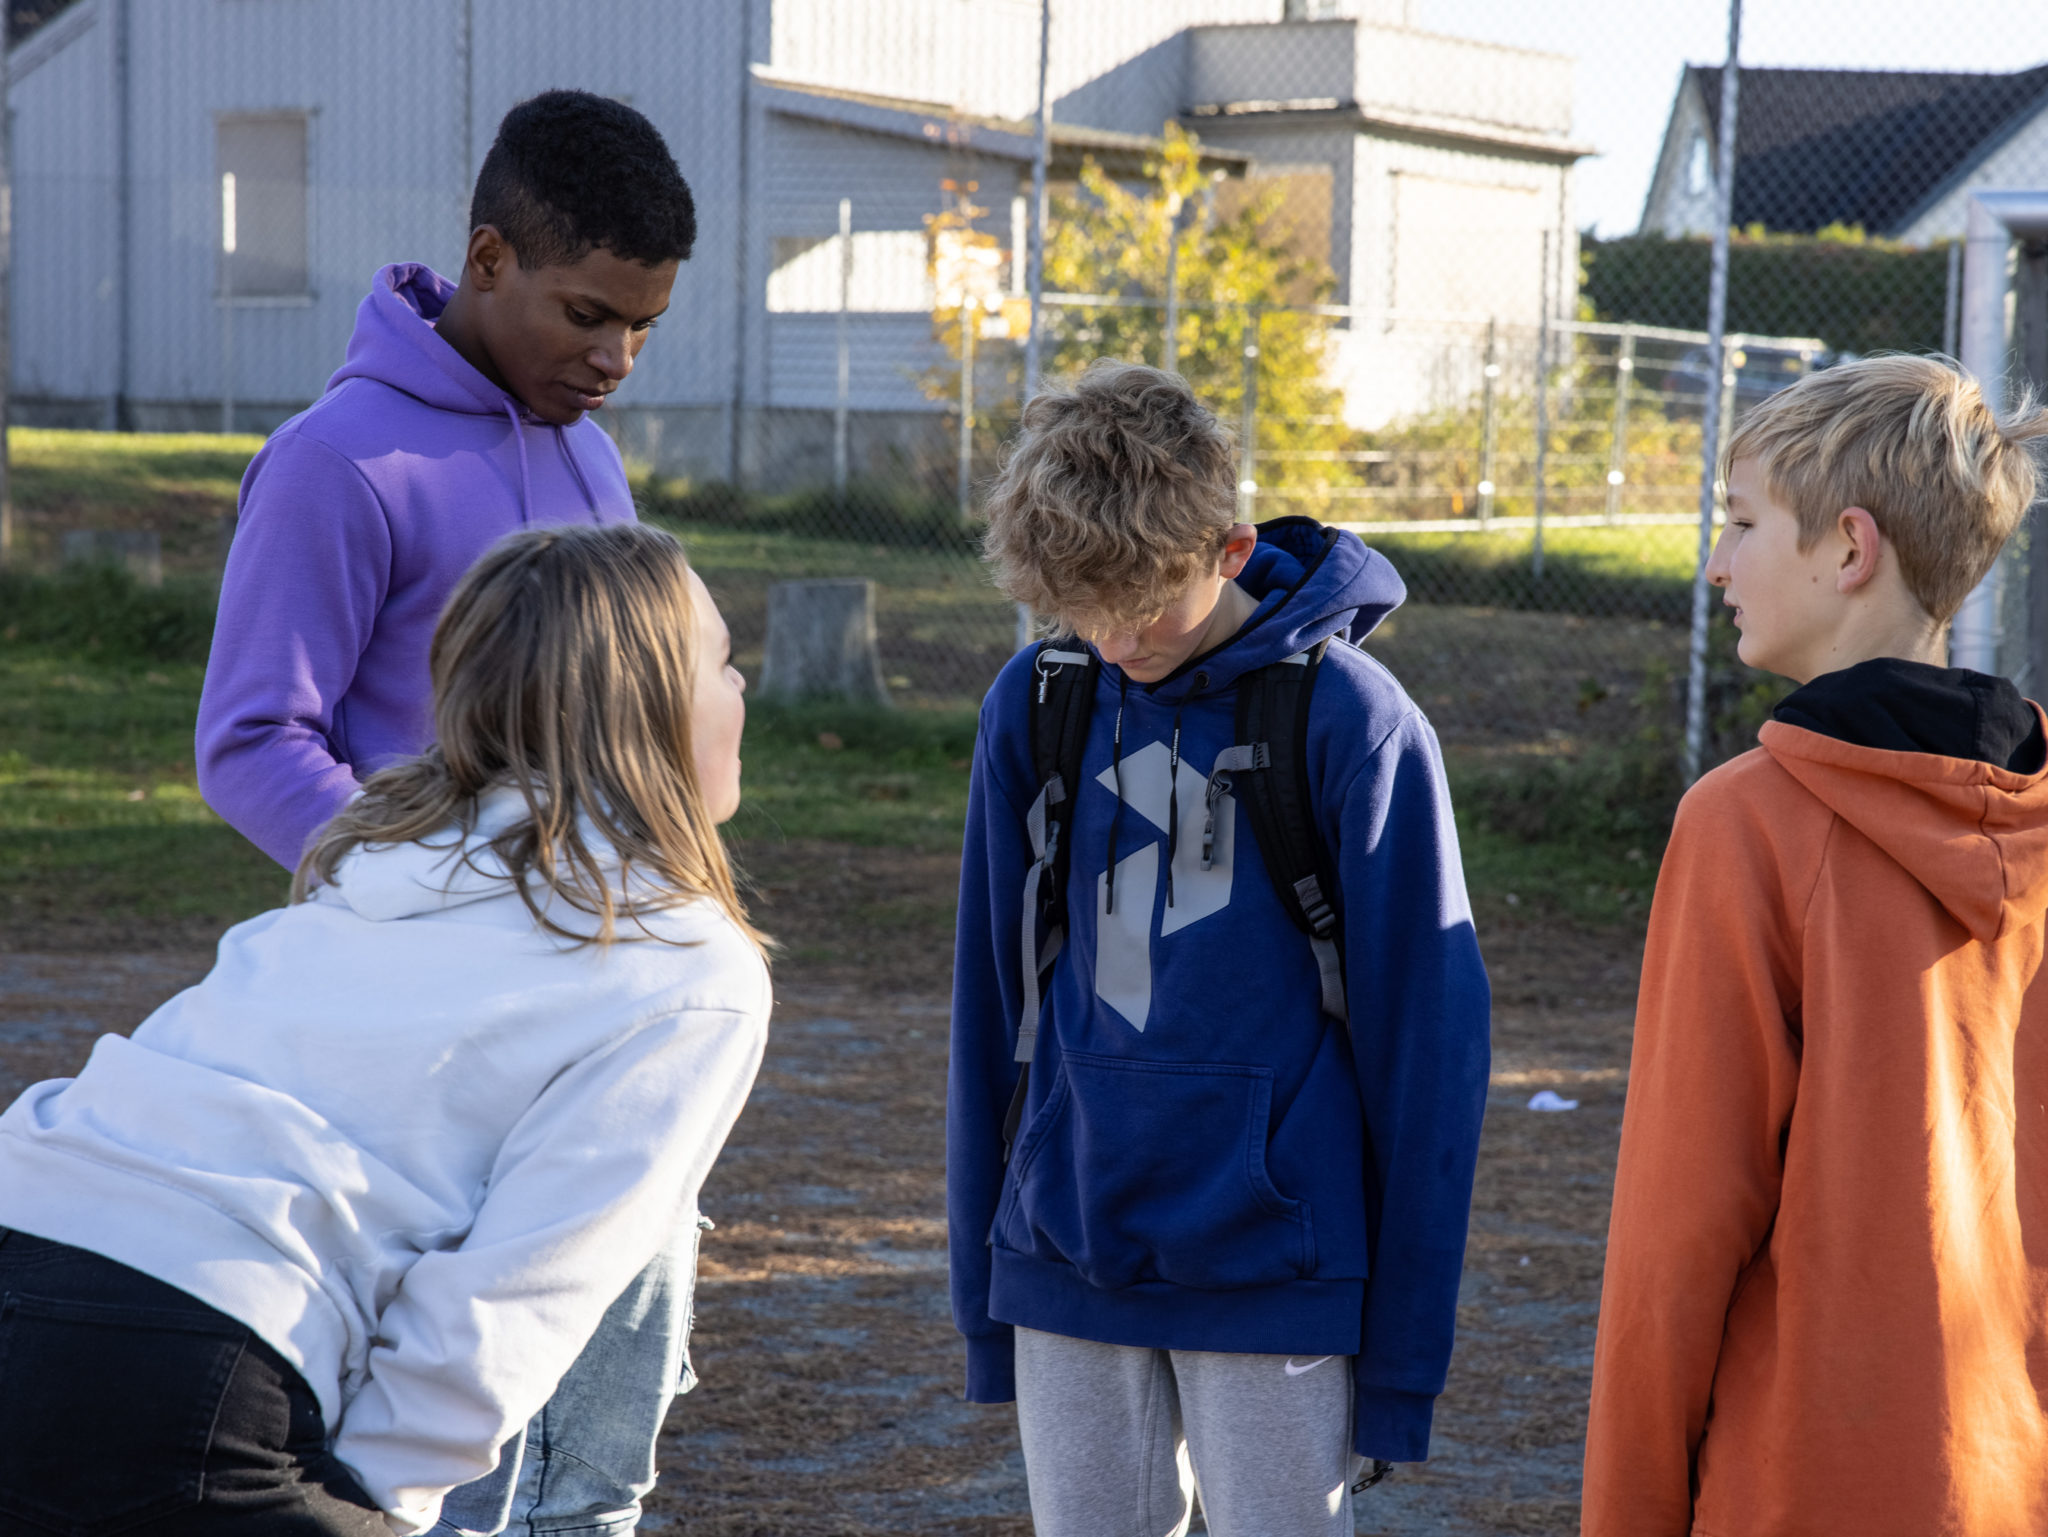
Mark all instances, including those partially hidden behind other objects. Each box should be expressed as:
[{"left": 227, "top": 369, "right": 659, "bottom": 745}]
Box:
[{"left": 1773, "top": 657, "right": 2046, "bottom": 772}]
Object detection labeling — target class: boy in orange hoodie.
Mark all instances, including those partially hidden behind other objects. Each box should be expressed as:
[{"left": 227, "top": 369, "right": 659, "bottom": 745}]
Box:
[{"left": 1583, "top": 355, "right": 2048, "bottom": 1537}]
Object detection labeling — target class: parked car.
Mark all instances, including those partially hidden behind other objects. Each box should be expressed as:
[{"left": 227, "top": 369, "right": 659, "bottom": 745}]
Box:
[{"left": 1655, "top": 342, "right": 1838, "bottom": 414}]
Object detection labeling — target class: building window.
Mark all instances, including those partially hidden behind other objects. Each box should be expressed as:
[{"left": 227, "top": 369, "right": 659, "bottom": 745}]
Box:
[
  {"left": 1686, "top": 135, "right": 1711, "bottom": 198},
  {"left": 217, "top": 114, "right": 308, "bottom": 297}
]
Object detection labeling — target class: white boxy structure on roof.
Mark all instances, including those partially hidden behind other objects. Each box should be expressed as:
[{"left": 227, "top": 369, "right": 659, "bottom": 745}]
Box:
[{"left": 14, "top": 0, "right": 1584, "bottom": 475}]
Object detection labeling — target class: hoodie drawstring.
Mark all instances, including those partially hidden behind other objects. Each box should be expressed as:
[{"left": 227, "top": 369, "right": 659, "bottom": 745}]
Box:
[
  {"left": 557, "top": 426, "right": 601, "bottom": 521},
  {"left": 1165, "top": 707, "right": 1188, "bottom": 907},
  {"left": 1103, "top": 675, "right": 1129, "bottom": 915},
  {"left": 503, "top": 400, "right": 533, "bottom": 526}
]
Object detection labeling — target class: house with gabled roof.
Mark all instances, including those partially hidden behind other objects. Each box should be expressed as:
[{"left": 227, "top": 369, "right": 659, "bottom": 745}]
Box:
[{"left": 1642, "top": 62, "right": 2048, "bottom": 242}]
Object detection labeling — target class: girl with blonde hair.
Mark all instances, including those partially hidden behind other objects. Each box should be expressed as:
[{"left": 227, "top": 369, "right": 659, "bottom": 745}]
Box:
[{"left": 0, "top": 523, "right": 768, "bottom": 1535}]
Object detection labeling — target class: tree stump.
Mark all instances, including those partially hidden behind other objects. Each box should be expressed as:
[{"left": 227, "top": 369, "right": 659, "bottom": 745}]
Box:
[
  {"left": 62, "top": 529, "right": 163, "bottom": 587},
  {"left": 759, "top": 578, "right": 893, "bottom": 706}
]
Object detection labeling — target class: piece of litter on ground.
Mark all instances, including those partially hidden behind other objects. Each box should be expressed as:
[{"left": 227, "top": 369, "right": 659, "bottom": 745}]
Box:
[
  {"left": 1526, "top": 1089, "right": 1579, "bottom": 1112},
  {"left": 1518, "top": 1255, "right": 1530, "bottom": 1267}
]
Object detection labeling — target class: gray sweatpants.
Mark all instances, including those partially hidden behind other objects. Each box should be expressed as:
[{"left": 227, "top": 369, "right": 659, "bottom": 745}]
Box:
[{"left": 1013, "top": 1325, "right": 1360, "bottom": 1537}]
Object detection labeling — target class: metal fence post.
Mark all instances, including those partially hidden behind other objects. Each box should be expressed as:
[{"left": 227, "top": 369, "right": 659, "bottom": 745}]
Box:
[
  {"left": 220, "top": 172, "right": 237, "bottom": 435},
  {"left": 1533, "top": 231, "right": 1551, "bottom": 579},
  {"left": 0, "top": 27, "right": 10, "bottom": 567},
  {"left": 1237, "top": 307, "right": 1261, "bottom": 522},
  {"left": 1943, "top": 240, "right": 1963, "bottom": 359},
  {"left": 1022, "top": 1, "right": 1051, "bottom": 398},
  {"left": 1478, "top": 317, "right": 1499, "bottom": 527},
  {"left": 958, "top": 303, "right": 976, "bottom": 523},
  {"left": 1163, "top": 205, "right": 1181, "bottom": 377},
  {"left": 1605, "top": 325, "right": 1636, "bottom": 524},
  {"left": 1684, "top": 0, "right": 1744, "bottom": 786},
  {"left": 109, "top": 0, "right": 133, "bottom": 433},
  {"left": 834, "top": 196, "right": 852, "bottom": 504},
  {"left": 1717, "top": 339, "right": 1740, "bottom": 456}
]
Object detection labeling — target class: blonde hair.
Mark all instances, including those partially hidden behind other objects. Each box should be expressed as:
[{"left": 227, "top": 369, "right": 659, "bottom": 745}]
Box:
[
  {"left": 982, "top": 361, "right": 1238, "bottom": 631},
  {"left": 1726, "top": 353, "right": 2048, "bottom": 621},
  {"left": 293, "top": 523, "right": 766, "bottom": 955}
]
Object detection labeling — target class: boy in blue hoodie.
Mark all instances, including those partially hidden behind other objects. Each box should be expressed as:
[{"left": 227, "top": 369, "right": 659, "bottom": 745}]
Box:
[
  {"left": 947, "top": 363, "right": 1491, "bottom": 1535},
  {"left": 197, "top": 92, "right": 701, "bottom": 1537}
]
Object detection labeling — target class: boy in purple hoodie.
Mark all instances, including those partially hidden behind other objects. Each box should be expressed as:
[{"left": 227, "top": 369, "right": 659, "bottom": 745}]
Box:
[{"left": 198, "top": 91, "right": 701, "bottom": 1537}]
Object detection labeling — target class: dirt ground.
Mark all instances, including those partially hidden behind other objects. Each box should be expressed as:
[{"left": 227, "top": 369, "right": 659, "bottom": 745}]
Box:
[{"left": 0, "top": 840, "right": 1642, "bottom": 1536}]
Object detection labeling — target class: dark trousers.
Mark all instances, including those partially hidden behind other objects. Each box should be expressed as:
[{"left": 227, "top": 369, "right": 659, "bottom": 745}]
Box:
[{"left": 0, "top": 1229, "right": 385, "bottom": 1537}]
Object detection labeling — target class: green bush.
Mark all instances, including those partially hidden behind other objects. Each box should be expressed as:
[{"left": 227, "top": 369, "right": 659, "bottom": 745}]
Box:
[
  {"left": 0, "top": 566, "right": 218, "bottom": 665},
  {"left": 1584, "top": 231, "right": 1951, "bottom": 356}
]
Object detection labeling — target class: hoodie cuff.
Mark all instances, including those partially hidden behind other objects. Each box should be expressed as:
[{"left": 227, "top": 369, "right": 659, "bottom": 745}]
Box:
[
  {"left": 1353, "top": 1385, "right": 1436, "bottom": 1462},
  {"left": 964, "top": 1328, "right": 1017, "bottom": 1403}
]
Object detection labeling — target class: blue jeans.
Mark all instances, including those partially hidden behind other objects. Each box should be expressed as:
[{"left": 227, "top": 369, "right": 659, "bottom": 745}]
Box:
[{"left": 432, "top": 1216, "right": 709, "bottom": 1537}]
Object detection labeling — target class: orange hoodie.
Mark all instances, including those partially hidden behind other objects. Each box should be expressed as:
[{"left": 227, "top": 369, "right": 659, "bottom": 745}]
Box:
[{"left": 1583, "top": 719, "right": 2048, "bottom": 1537}]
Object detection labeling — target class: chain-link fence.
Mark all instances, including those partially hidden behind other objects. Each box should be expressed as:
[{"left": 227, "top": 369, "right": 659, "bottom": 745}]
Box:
[{"left": 13, "top": 0, "right": 2048, "bottom": 760}]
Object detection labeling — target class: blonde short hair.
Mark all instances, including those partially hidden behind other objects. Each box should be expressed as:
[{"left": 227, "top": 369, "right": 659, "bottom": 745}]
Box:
[
  {"left": 981, "top": 361, "right": 1238, "bottom": 631},
  {"left": 294, "top": 523, "right": 765, "bottom": 956},
  {"left": 1726, "top": 354, "right": 2048, "bottom": 622}
]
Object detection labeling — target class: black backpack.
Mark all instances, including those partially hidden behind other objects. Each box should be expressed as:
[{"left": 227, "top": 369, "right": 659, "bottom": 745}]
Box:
[{"left": 1001, "top": 634, "right": 1345, "bottom": 1159}]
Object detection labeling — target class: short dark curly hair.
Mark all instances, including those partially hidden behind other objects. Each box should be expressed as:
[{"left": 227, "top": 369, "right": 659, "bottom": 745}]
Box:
[{"left": 470, "top": 90, "right": 697, "bottom": 270}]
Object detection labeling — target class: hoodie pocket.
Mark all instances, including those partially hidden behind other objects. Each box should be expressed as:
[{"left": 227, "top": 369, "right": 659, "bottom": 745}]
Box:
[{"left": 1000, "top": 1052, "right": 1314, "bottom": 1290}]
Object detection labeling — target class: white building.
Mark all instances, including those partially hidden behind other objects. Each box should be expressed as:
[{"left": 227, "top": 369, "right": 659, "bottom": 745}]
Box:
[{"left": 13, "top": 0, "right": 1584, "bottom": 479}]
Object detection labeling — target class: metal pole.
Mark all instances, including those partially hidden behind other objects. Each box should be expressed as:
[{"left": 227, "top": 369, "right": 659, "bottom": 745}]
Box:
[
  {"left": 1717, "top": 339, "right": 1740, "bottom": 456},
  {"left": 958, "top": 304, "right": 976, "bottom": 522},
  {"left": 727, "top": 0, "right": 757, "bottom": 484},
  {"left": 1237, "top": 307, "right": 1261, "bottom": 521},
  {"left": 1943, "top": 239, "right": 1962, "bottom": 358},
  {"left": 834, "top": 197, "right": 852, "bottom": 502},
  {"left": 458, "top": 0, "right": 474, "bottom": 206},
  {"left": 1163, "top": 196, "right": 1195, "bottom": 376},
  {"left": 1478, "top": 317, "right": 1499, "bottom": 526},
  {"left": 0, "top": 29, "right": 12, "bottom": 567},
  {"left": 1162, "top": 228, "right": 1181, "bottom": 376},
  {"left": 1683, "top": 0, "right": 1743, "bottom": 785},
  {"left": 1022, "top": 0, "right": 1051, "bottom": 398},
  {"left": 220, "top": 172, "right": 237, "bottom": 435},
  {"left": 1605, "top": 326, "right": 1635, "bottom": 524},
  {"left": 1533, "top": 231, "right": 1551, "bottom": 579},
  {"left": 109, "top": 0, "right": 132, "bottom": 432}
]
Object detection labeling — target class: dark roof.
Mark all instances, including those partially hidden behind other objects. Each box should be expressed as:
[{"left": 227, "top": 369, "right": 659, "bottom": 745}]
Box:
[
  {"left": 10, "top": 0, "right": 78, "bottom": 46},
  {"left": 1691, "top": 62, "right": 2048, "bottom": 234}
]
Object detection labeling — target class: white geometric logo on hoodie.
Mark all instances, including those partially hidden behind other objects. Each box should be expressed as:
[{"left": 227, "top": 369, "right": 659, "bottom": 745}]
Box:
[{"left": 1091, "top": 740, "right": 1237, "bottom": 1033}]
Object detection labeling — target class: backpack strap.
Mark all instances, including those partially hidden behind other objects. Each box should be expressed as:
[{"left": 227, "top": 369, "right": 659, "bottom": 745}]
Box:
[
  {"left": 1003, "top": 640, "right": 1098, "bottom": 1161},
  {"left": 1231, "top": 639, "right": 1347, "bottom": 1022}
]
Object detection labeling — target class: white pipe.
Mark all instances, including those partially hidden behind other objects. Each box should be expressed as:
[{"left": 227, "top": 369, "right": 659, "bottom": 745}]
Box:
[{"left": 1952, "top": 192, "right": 2048, "bottom": 673}]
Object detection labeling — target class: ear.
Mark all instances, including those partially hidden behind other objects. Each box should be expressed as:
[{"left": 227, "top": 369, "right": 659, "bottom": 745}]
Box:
[
  {"left": 465, "top": 225, "right": 510, "bottom": 291},
  {"left": 1218, "top": 522, "right": 1258, "bottom": 580},
  {"left": 1835, "top": 506, "right": 1884, "bottom": 595}
]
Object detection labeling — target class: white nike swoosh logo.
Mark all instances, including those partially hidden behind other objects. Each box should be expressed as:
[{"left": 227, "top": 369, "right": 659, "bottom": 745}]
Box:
[{"left": 1284, "top": 1356, "right": 1334, "bottom": 1377}]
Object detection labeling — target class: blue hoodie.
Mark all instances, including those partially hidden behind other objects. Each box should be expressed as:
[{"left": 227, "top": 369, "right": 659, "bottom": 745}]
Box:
[
  {"left": 197, "top": 263, "right": 634, "bottom": 869},
  {"left": 946, "top": 519, "right": 1491, "bottom": 1462}
]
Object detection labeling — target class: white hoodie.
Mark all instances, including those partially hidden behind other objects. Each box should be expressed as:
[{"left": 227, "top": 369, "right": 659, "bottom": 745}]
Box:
[{"left": 0, "top": 792, "right": 770, "bottom": 1532}]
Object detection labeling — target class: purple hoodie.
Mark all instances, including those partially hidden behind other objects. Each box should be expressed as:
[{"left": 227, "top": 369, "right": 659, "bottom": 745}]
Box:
[{"left": 197, "top": 263, "right": 636, "bottom": 868}]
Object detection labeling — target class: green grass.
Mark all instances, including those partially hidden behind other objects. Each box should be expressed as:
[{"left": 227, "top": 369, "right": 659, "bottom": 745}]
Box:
[
  {"left": 0, "top": 649, "right": 1660, "bottom": 937},
  {"left": 724, "top": 701, "right": 978, "bottom": 854},
  {"left": 11, "top": 427, "right": 263, "bottom": 512},
  {"left": 0, "top": 655, "right": 288, "bottom": 926},
  {"left": 0, "top": 428, "right": 1675, "bottom": 935},
  {"left": 1367, "top": 522, "right": 1703, "bottom": 622},
  {"left": 0, "top": 655, "right": 983, "bottom": 930}
]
